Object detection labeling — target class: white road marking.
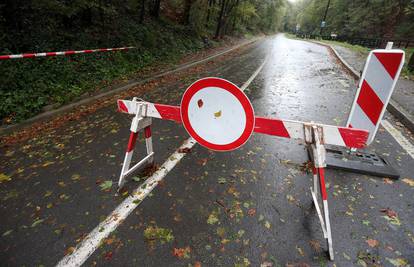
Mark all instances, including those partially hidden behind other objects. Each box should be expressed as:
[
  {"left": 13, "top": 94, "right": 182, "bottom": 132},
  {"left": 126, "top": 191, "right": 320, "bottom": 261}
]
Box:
[
  {"left": 381, "top": 120, "right": 414, "bottom": 159},
  {"left": 241, "top": 56, "right": 268, "bottom": 91},
  {"left": 56, "top": 55, "right": 268, "bottom": 267}
]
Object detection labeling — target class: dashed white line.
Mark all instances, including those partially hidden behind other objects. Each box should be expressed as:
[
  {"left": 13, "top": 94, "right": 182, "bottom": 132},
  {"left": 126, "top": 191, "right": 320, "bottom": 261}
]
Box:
[
  {"left": 56, "top": 55, "right": 268, "bottom": 267},
  {"left": 381, "top": 119, "right": 414, "bottom": 159}
]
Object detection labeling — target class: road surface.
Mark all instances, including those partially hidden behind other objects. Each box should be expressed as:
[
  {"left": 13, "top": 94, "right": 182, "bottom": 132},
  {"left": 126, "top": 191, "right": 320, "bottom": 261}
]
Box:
[{"left": 1, "top": 34, "right": 413, "bottom": 266}]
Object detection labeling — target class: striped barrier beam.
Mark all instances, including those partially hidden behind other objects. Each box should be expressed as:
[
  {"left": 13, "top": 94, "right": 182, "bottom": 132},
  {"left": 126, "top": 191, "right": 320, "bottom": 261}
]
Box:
[
  {"left": 117, "top": 99, "right": 369, "bottom": 149},
  {"left": 346, "top": 49, "right": 405, "bottom": 145},
  {"left": 0, "top": 46, "right": 135, "bottom": 60}
]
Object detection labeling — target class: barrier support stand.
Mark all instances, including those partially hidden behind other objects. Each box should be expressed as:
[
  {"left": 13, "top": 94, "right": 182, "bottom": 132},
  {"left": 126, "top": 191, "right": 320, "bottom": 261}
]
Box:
[
  {"left": 306, "top": 124, "right": 334, "bottom": 260},
  {"left": 118, "top": 101, "right": 154, "bottom": 189}
]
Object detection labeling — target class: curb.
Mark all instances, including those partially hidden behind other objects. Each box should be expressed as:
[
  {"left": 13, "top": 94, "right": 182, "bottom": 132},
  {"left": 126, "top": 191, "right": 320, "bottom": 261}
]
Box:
[
  {"left": 309, "top": 40, "right": 414, "bottom": 133},
  {"left": 0, "top": 37, "right": 261, "bottom": 136}
]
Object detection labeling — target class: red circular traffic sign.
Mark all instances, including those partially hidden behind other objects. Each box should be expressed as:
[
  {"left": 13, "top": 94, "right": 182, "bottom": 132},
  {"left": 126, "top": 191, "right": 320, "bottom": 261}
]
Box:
[{"left": 181, "top": 77, "right": 255, "bottom": 151}]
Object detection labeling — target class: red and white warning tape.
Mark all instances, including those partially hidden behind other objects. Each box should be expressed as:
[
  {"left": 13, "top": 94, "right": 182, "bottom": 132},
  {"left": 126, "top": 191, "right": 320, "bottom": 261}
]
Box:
[
  {"left": 117, "top": 99, "right": 368, "bottom": 149},
  {"left": 0, "top": 46, "right": 135, "bottom": 60}
]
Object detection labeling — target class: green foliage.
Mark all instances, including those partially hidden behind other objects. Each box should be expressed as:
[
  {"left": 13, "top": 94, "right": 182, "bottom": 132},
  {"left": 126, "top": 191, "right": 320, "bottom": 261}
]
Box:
[
  {"left": 408, "top": 49, "right": 414, "bottom": 71},
  {"left": 284, "top": 0, "right": 414, "bottom": 39},
  {"left": 0, "top": 0, "right": 287, "bottom": 124},
  {"left": 0, "top": 21, "right": 203, "bottom": 123}
]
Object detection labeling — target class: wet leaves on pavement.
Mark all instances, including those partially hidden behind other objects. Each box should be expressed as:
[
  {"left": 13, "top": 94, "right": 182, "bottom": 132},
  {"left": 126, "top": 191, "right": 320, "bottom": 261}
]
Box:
[
  {"left": 143, "top": 225, "right": 174, "bottom": 244},
  {"left": 99, "top": 180, "right": 113, "bottom": 191},
  {"left": 172, "top": 246, "right": 191, "bottom": 259},
  {"left": 0, "top": 173, "right": 11, "bottom": 183}
]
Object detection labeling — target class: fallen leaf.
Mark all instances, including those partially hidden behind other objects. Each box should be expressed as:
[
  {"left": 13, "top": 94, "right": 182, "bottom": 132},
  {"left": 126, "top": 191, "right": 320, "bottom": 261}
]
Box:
[
  {"left": 143, "top": 225, "right": 174, "bottom": 244},
  {"left": 258, "top": 214, "right": 264, "bottom": 222},
  {"left": 197, "top": 158, "right": 208, "bottom": 166},
  {"left": 71, "top": 174, "right": 81, "bottom": 181},
  {"left": 2, "top": 229, "right": 13, "bottom": 237},
  {"left": 296, "top": 246, "right": 305, "bottom": 256},
  {"left": 214, "top": 110, "right": 222, "bottom": 118},
  {"left": 401, "top": 178, "right": 414, "bottom": 187},
  {"left": 42, "top": 161, "right": 54, "bottom": 167},
  {"left": 309, "top": 240, "right": 321, "bottom": 252},
  {"left": 197, "top": 99, "right": 203, "bottom": 108},
  {"left": 366, "top": 239, "right": 379, "bottom": 247},
  {"left": 31, "top": 218, "right": 44, "bottom": 228},
  {"left": 100, "top": 180, "right": 113, "bottom": 191},
  {"left": 386, "top": 257, "right": 409, "bottom": 267},
  {"left": 260, "top": 262, "right": 273, "bottom": 267},
  {"left": 380, "top": 208, "right": 397, "bottom": 218},
  {"left": 207, "top": 211, "right": 219, "bottom": 225},
  {"left": 248, "top": 208, "right": 256, "bottom": 216},
  {"left": 194, "top": 261, "right": 202, "bottom": 267},
  {"left": 0, "top": 173, "right": 11, "bottom": 183},
  {"left": 178, "top": 147, "right": 191, "bottom": 153},
  {"left": 65, "top": 246, "right": 75, "bottom": 255},
  {"left": 104, "top": 251, "right": 113, "bottom": 260},
  {"left": 173, "top": 246, "right": 191, "bottom": 259},
  {"left": 382, "top": 215, "right": 401, "bottom": 226}
]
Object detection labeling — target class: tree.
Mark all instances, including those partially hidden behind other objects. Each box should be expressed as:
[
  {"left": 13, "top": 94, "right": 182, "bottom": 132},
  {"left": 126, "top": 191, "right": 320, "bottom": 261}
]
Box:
[
  {"left": 214, "top": 0, "right": 239, "bottom": 39},
  {"left": 150, "top": 0, "right": 161, "bottom": 18},
  {"left": 140, "top": 0, "right": 146, "bottom": 23},
  {"left": 183, "top": 0, "right": 195, "bottom": 24}
]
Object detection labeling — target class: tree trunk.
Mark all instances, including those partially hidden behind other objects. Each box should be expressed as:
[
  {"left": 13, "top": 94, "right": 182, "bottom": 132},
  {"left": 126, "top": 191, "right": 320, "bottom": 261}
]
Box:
[
  {"left": 150, "top": 0, "right": 161, "bottom": 18},
  {"left": 215, "top": 0, "right": 226, "bottom": 39},
  {"left": 183, "top": 0, "right": 193, "bottom": 25},
  {"left": 408, "top": 52, "right": 414, "bottom": 72},
  {"left": 206, "top": 0, "right": 214, "bottom": 26},
  {"left": 139, "top": 0, "right": 146, "bottom": 23}
]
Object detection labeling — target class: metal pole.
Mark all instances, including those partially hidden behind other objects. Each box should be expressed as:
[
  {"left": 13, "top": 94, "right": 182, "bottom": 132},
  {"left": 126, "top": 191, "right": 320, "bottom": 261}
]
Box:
[{"left": 320, "top": 0, "right": 331, "bottom": 36}]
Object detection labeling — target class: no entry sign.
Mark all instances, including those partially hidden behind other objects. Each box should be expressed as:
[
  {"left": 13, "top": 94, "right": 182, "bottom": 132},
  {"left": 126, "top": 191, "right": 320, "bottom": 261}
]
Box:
[{"left": 180, "top": 77, "right": 255, "bottom": 151}]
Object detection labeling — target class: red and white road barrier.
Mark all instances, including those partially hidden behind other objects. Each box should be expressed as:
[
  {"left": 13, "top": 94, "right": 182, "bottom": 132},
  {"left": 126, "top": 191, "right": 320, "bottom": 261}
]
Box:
[
  {"left": 346, "top": 48, "right": 404, "bottom": 144},
  {"left": 0, "top": 46, "right": 135, "bottom": 60},
  {"left": 118, "top": 102, "right": 154, "bottom": 188},
  {"left": 118, "top": 99, "right": 368, "bottom": 149},
  {"left": 117, "top": 77, "right": 370, "bottom": 261}
]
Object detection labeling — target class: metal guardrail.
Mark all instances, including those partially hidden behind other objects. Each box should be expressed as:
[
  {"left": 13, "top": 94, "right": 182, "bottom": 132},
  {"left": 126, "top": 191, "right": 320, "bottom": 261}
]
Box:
[{"left": 295, "top": 33, "right": 413, "bottom": 49}]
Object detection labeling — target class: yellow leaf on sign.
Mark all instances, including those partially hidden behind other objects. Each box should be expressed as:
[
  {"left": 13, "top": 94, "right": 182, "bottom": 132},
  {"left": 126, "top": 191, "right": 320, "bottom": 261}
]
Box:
[
  {"left": 214, "top": 110, "right": 222, "bottom": 118},
  {"left": 402, "top": 178, "right": 414, "bottom": 187},
  {"left": 0, "top": 173, "right": 11, "bottom": 183}
]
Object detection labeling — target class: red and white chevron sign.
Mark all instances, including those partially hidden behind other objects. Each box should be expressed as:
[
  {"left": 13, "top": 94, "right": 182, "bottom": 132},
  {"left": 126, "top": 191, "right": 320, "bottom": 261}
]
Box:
[{"left": 346, "top": 49, "right": 404, "bottom": 144}]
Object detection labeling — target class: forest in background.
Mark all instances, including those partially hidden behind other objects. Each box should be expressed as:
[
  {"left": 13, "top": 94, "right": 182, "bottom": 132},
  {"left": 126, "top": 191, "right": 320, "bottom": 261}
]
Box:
[
  {"left": 283, "top": 0, "right": 414, "bottom": 39},
  {"left": 1, "top": 0, "right": 286, "bottom": 53},
  {"left": 0, "top": 0, "right": 287, "bottom": 124}
]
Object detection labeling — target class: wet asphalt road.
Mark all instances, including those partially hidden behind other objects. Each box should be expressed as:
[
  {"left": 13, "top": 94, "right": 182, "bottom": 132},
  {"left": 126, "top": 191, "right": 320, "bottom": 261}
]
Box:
[{"left": 1, "top": 34, "right": 414, "bottom": 267}]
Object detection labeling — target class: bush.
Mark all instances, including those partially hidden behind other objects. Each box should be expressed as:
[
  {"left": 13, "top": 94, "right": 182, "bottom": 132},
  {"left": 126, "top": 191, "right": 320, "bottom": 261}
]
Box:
[{"left": 0, "top": 21, "right": 203, "bottom": 124}]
